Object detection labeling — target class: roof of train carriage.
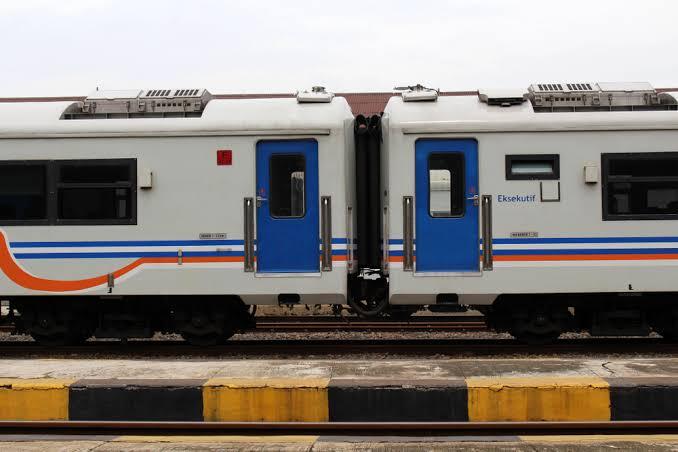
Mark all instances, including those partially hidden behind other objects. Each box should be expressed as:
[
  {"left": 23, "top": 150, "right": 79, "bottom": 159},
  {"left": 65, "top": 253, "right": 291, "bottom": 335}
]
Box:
[
  {"left": 384, "top": 87, "right": 678, "bottom": 133},
  {"left": 0, "top": 95, "right": 356, "bottom": 136},
  {"left": 1, "top": 87, "right": 678, "bottom": 119},
  {"left": 0, "top": 90, "right": 479, "bottom": 117}
]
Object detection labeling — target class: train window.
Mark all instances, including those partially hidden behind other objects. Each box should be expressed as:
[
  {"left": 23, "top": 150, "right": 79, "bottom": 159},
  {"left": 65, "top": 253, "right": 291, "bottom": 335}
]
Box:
[
  {"left": 55, "top": 159, "right": 136, "bottom": 224},
  {"left": 0, "top": 162, "right": 48, "bottom": 224},
  {"left": 506, "top": 154, "right": 559, "bottom": 180},
  {"left": 429, "top": 153, "right": 464, "bottom": 217},
  {"left": 269, "top": 154, "right": 305, "bottom": 218},
  {"left": 603, "top": 152, "right": 678, "bottom": 220}
]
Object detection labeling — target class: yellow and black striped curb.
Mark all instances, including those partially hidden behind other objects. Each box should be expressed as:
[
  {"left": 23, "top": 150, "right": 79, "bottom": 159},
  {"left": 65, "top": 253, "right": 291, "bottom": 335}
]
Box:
[{"left": 1, "top": 376, "right": 677, "bottom": 422}]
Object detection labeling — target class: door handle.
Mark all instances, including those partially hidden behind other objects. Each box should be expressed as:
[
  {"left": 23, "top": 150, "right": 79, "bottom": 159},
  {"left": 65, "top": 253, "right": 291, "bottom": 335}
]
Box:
[
  {"left": 256, "top": 195, "right": 268, "bottom": 207},
  {"left": 467, "top": 194, "right": 479, "bottom": 206}
]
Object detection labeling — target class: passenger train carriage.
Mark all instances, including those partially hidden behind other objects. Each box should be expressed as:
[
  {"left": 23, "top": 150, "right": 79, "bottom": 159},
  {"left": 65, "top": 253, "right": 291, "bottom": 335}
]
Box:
[{"left": 1, "top": 83, "right": 678, "bottom": 345}]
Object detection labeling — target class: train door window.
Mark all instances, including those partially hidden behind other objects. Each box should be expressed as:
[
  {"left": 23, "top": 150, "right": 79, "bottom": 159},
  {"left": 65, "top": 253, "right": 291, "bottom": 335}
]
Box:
[
  {"left": 269, "top": 154, "right": 305, "bottom": 218},
  {"left": 0, "top": 162, "right": 48, "bottom": 224},
  {"left": 603, "top": 152, "right": 678, "bottom": 220},
  {"left": 55, "top": 159, "right": 136, "bottom": 224},
  {"left": 429, "top": 153, "right": 464, "bottom": 217}
]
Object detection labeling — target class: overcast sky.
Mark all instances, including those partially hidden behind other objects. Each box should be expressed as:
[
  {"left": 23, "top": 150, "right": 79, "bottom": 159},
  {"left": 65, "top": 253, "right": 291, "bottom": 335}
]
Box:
[{"left": 1, "top": 0, "right": 677, "bottom": 96}]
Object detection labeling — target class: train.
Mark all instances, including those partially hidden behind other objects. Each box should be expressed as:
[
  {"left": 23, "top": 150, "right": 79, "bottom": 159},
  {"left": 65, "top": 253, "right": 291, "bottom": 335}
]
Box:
[{"left": 1, "top": 82, "right": 678, "bottom": 345}]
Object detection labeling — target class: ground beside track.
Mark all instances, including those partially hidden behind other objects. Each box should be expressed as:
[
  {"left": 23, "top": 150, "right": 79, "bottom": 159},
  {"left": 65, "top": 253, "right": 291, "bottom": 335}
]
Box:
[{"left": 3, "top": 435, "right": 678, "bottom": 451}]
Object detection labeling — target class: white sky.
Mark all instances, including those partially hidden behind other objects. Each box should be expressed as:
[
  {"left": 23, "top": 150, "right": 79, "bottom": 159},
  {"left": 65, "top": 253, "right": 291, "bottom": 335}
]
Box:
[{"left": 1, "top": 0, "right": 677, "bottom": 96}]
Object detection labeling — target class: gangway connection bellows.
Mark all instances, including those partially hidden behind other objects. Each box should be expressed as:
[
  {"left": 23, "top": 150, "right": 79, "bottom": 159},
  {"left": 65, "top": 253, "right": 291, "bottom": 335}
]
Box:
[{"left": 62, "top": 88, "right": 213, "bottom": 119}]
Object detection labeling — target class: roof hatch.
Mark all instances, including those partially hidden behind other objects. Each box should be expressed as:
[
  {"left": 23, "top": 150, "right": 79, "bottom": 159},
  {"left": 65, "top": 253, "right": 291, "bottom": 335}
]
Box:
[
  {"left": 296, "top": 86, "right": 334, "bottom": 103},
  {"left": 396, "top": 84, "right": 439, "bottom": 102},
  {"left": 478, "top": 88, "right": 528, "bottom": 107}
]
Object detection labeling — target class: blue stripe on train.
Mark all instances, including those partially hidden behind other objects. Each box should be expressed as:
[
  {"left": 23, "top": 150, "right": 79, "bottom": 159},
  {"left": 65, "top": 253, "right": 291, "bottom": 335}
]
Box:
[
  {"left": 13, "top": 251, "right": 246, "bottom": 259},
  {"left": 493, "top": 248, "right": 678, "bottom": 256},
  {"left": 14, "top": 249, "right": 349, "bottom": 259},
  {"left": 11, "top": 238, "right": 349, "bottom": 248},
  {"left": 491, "top": 237, "right": 678, "bottom": 244},
  {"left": 10, "top": 240, "right": 244, "bottom": 248}
]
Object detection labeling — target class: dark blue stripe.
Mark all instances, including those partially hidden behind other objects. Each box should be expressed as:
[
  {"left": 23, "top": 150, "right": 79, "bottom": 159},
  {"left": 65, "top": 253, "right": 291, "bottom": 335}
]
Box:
[
  {"left": 492, "top": 237, "right": 678, "bottom": 244},
  {"left": 493, "top": 248, "right": 678, "bottom": 256},
  {"left": 11, "top": 238, "right": 349, "bottom": 248},
  {"left": 14, "top": 251, "right": 244, "bottom": 259},
  {"left": 10, "top": 240, "right": 244, "bottom": 248}
]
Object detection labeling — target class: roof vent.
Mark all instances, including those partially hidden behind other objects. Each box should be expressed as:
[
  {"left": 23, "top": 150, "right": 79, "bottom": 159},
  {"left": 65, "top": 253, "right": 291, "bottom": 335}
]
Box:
[
  {"left": 528, "top": 82, "right": 676, "bottom": 112},
  {"left": 396, "top": 84, "right": 439, "bottom": 102},
  {"left": 478, "top": 88, "right": 527, "bottom": 107},
  {"left": 296, "top": 86, "right": 334, "bottom": 103},
  {"left": 61, "top": 88, "right": 213, "bottom": 119}
]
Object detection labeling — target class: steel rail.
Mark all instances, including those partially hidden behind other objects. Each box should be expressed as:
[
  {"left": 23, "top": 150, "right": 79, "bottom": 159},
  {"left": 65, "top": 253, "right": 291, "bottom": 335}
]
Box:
[
  {"left": 0, "top": 420, "right": 677, "bottom": 435},
  {"left": 253, "top": 320, "right": 488, "bottom": 332},
  {"left": 0, "top": 316, "right": 490, "bottom": 335}
]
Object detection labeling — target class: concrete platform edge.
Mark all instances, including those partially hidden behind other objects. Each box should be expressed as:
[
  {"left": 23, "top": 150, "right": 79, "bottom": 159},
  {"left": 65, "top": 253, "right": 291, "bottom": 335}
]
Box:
[{"left": 0, "top": 377, "right": 676, "bottom": 422}]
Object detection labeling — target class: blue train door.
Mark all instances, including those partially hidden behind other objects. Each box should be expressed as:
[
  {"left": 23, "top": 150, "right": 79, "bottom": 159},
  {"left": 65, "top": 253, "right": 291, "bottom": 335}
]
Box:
[
  {"left": 256, "top": 140, "right": 319, "bottom": 273},
  {"left": 415, "top": 139, "right": 479, "bottom": 272}
]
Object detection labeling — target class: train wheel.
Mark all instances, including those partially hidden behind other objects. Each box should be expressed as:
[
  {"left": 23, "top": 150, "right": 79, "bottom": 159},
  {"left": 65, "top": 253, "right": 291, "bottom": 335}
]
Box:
[
  {"left": 27, "top": 309, "right": 92, "bottom": 346},
  {"left": 650, "top": 308, "right": 678, "bottom": 341},
  {"left": 507, "top": 305, "right": 570, "bottom": 345},
  {"left": 180, "top": 311, "right": 225, "bottom": 347}
]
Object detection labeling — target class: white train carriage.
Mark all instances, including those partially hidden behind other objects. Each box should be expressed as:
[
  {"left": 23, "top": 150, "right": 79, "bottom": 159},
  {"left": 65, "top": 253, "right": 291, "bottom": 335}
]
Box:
[
  {"left": 0, "top": 87, "right": 354, "bottom": 344},
  {"left": 3, "top": 81, "right": 678, "bottom": 345},
  {"left": 382, "top": 83, "right": 678, "bottom": 341}
]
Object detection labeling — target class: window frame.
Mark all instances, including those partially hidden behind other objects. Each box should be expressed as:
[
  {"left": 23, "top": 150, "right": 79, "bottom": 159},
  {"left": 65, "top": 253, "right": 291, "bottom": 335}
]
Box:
[
  {"left": 0, "top": 158, "right": 137, "bottom": 226},
  {"left": 427, "top": 152, "right": 465, "bottom": 219},
  {"left": 602, "top": 152, "right": 678, "bottom": 221},
  {"left": 268, "top": 153, "right": 307, "bottom": 219},
  {"left": 0, "top": 160, "right": 51, "bottom": 226},
  {"left": 505, "top": 154, "right": 560, "bottom": 180}
]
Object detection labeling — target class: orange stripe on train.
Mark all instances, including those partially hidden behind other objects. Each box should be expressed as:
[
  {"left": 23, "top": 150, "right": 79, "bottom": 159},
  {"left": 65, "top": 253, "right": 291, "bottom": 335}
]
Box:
[{"left": 0, "top": 232, "right": 243, "bottom": 292}]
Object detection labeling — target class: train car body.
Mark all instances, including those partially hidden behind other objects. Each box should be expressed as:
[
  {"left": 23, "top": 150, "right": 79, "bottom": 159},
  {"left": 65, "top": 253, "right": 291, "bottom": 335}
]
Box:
[
  {"left": 2, "top": 82, "right": 678, "bottom": 344},
  {"left": 382, "top": 84, "right": 678, "bottom": 340},
  {"left": 0, "top": 89, "right": 354, "bottom": 343}
]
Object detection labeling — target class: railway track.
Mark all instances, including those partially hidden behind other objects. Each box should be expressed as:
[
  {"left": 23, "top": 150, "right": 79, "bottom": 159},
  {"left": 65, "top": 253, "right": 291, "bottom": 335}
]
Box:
[
  {"left": 0, "top": 315, "right": 488, "bottom": 334},
  {"left": 0, "top": 420, "right": 677, "bottom": 436},
  {"left": 0, "top": 337, "right": 676, "bottom": 357},
  {"left": 253, "top": 315, "right": 488, "bottom": 331}
]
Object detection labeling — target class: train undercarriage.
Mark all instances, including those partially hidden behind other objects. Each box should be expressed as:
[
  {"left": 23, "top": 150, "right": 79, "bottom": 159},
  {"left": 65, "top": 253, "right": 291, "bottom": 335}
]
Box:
[{"left": 1, "top": 292, "right": 678, "bottom": 346}]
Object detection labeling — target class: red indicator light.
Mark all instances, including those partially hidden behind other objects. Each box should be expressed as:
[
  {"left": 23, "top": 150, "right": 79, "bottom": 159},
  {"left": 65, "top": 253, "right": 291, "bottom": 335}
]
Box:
[{"left": 217, "top": 150, "right": 232, "bottom": 166}]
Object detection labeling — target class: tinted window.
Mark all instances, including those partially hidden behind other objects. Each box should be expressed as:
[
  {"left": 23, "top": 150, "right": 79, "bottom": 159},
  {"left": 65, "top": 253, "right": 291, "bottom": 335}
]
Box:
[
  {"left": 269, "top": 154, "right": 305, "bottom": 218},
  {"left": 429, "top": 153, "right": 464, "bottom": 217},
  {"left": 57, "top": 160, "right": 135, "bottom": 222},
  {"left": 59, "top": 164, "right": 131, "bottom": 184},
  {"left": 0, "top": 163, "right": 47, "bottom": 222},
  {"left": 58, "top": 188, "right": 131, "bottom": 220},
  {"left": 506, "top": 154, "right": 560, "bottom": 180},
  {"left": 603, "top": 153, "right": 678, "bottom": 220}
]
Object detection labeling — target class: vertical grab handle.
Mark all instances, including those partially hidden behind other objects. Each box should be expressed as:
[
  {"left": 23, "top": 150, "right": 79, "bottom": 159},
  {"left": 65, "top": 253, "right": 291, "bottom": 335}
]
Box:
[
  {"left": 482, "top": 195, "right": 493, "bottom": 271},
  {"left": 403, "top": 196, "right": 414, "bottom": 271},
  {"left": 244, "top": 197, "right": 255, "bottom": 272},
  {"left": 321, "top": 196, "right": 332, "bottom": 271}
]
